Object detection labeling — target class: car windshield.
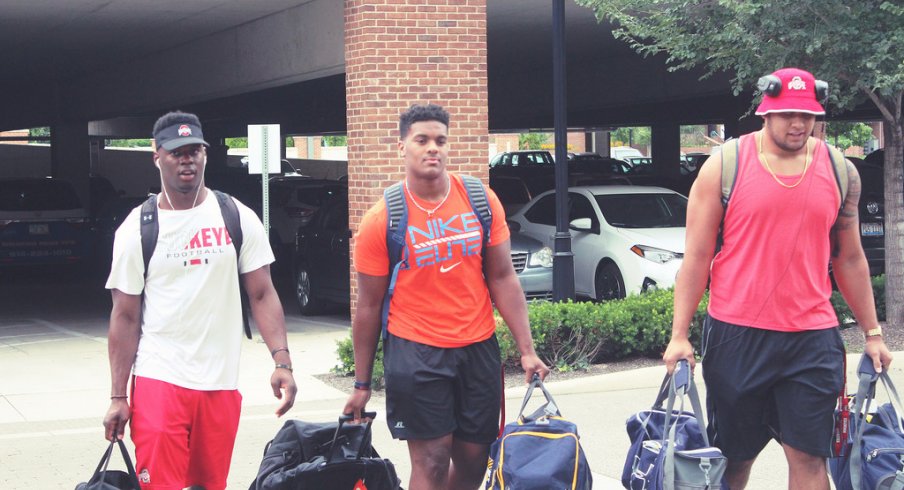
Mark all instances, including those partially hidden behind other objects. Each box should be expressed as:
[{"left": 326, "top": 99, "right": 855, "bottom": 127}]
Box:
[
  {"left": 595, "top": 193, "right": 687, "bottom": 228},
  {"left": 0, "top": 179, "right": 82, "bottom": 211}
]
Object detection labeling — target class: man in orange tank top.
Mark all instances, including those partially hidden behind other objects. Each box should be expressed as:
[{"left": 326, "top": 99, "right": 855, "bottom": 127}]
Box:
[
  {"left": 343, "top": 103, "right": 549, "bottom": 490},
  {"left": 663, "top": 68, "right": 892, "bottom": 489}
]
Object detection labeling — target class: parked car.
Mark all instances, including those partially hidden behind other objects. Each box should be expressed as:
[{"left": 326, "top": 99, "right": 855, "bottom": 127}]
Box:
[
  {"left": 292, "top": 192, "right": 553, "bottom": 314},
  {"left": 489, "top": 150, "right": 555, "bottom": 168},
  {"left": 490, "top": 174, "right": 533, "bottom": 217},
  {"left": 268, "top": 175, "right": 346, "bottom": 256},
  {"left": 0, "top": 177, "right": 94, "bottom": 267},
  {"left": 508, "top": 185, "right": 687, "bottom": 301},
  {"left": 850, "top": 157, "right": 885, "bottom": 276},
  {"left": 610, "top": 146, "right": 645, "bottom": 161}
]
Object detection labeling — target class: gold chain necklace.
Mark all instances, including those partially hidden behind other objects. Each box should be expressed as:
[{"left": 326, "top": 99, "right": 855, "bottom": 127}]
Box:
[
  {"left": 404, "top": 176, "right": 451, "bottom": 217},
  {"left": 757, "top": 131, "right": 813, "bottom": 189}
]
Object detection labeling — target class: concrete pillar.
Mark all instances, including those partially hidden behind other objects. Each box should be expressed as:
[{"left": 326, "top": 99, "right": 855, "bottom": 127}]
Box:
[
  {"left": 50, "top": 122, "right": 91, "bottom": 212},
  {"left": 651, "top": 123, "right": 681, "bottom": 179},
  {"left": 345, "top": 0, "right": 490, "bottom": 309}
]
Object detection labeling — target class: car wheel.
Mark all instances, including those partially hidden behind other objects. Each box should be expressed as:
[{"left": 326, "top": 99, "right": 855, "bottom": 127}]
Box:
[
  {"left": 595, "top": 262, "right": 626, "bottom": 301},
  {"left": 295, "top": 266, "right": 320, "bottom": 315}
]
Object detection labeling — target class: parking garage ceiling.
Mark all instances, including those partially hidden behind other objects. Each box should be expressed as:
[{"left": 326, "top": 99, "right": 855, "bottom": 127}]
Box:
[{"left": 0, "top": 0, "right": 747, "bottom": 135}]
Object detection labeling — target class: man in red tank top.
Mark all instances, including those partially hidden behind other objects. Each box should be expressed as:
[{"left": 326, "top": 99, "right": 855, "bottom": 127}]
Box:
[{"left": 663, "top": 68, "right": 892, "bottom": 489}]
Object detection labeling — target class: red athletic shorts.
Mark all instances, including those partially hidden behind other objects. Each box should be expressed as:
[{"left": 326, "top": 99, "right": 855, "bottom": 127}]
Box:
[{"left": 129, "top": 376, "right": 242, "bottom": 490}]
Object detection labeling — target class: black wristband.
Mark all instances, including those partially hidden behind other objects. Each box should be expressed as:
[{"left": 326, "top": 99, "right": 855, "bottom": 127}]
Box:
[{"left": 353, "top": 380, "right": 371, "bottom": 390}]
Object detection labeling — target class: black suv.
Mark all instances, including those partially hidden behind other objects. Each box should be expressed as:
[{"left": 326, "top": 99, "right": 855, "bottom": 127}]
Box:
[{"left": 851, "top": 157, "right": 885, "bottom": 276}]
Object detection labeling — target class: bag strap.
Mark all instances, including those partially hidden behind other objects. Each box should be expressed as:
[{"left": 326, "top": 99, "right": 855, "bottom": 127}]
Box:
[
  {"left": 719, "top": 138, "right": 740, "bottom": 209},
  {"left": 382, "top": 181, "right": 408, "bottom": 340},
  {"left": 662, "top": 360, "right": 709, "bottom": 490},
  {"left": 850, "top": 354, "right": 904, "bottom": 490},
  {"left": 139, "top": 195, "right": 158, "bottom": 280},
  {"left": 330, "top": 411, "right": 377, "bottom": 462},
  {"left": 460, "top": 174, "right": 492, "bottom": 247},
  {"left": 212, "top": 190, "right": 252, "bottom": 340},
  {"left": 518, "top": 373, "right": 561, "bottom": 421},
  {"left": 89, "top": 439, "right": 141, "bottom": 488},
  {"left": 825, "top": 142, "right": 850, "bottom": 214}
]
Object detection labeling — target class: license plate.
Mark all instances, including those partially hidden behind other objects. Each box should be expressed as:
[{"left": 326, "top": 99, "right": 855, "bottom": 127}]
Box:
[
  {"left": 861, "top": 222, "right": 884, "bottom": 237},
  {"left": 28, "top": 224, "right": 49, "bottom": 235}
]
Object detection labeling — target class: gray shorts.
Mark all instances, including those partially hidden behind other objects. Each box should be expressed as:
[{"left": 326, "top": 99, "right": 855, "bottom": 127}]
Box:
[{"left": 701, "top": 315, "right": 844, "bottom": 459}]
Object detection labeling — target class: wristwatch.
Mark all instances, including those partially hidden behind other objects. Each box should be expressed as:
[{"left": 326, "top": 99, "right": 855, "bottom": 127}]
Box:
[{"left": 864, "top": 326, "right": 883, "bottom": 338}]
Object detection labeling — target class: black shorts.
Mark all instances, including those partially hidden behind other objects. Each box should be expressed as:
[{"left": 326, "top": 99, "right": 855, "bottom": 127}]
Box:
[
  {"left": 383, "top": 333, "right": 502, "bottom": 444},
  {"left": 701, "top": 315, "right": 844, "bottom": 460}
]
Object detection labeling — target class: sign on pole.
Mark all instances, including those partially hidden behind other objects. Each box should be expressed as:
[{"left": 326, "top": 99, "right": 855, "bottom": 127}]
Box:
[{"left": 247, "top": 124, "right": 280, "bottom": 237}]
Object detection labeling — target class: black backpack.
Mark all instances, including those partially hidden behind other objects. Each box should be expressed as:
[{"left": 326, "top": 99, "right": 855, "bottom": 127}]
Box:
[{"left": 139, "top": 190, "right": 252, "bottom": 339}]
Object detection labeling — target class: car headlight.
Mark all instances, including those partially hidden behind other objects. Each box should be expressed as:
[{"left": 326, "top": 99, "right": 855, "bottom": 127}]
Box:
[
  {"left": 528, "top": 246, "right": 553, "bottom": 268},
  {"left": 630, "top": 245, "right": 681, "bottom": 264}
]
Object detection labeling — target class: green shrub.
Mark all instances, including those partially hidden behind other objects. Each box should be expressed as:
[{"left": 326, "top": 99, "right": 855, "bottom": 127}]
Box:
[
  {"left": 831, "top": 274, "right": 885, "bottom": 326},
  {"left": 332, "top": 330, "right": 385, "bottom": 390}
]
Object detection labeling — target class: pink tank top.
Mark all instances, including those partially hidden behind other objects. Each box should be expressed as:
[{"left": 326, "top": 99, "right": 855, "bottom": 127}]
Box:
[{"left": 708, "top": 133, "right": 841, "bottom": 331}]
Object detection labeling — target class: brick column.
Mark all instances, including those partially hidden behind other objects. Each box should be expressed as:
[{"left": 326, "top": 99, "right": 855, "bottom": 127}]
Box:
[{"left": 345, "top": 0, "right": 489, "bottom": 309}]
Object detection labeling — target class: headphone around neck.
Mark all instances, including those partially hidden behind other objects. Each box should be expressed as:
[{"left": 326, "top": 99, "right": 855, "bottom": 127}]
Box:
[{"left": 757, "top": 74, "right": 829, "bottom": 102}]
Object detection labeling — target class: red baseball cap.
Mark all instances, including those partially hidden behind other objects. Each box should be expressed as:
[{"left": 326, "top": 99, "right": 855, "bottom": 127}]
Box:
[{"left": 755, "top": 68, "right": 825, "bottom": 116}]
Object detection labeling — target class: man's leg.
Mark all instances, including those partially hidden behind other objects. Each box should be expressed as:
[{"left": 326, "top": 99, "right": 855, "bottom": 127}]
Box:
[
  {"left": 724, "top": 458, "right": 756, "bottom": 490},
  {"left": 448, "top": 439, "right": 490, "bottom": 490},
  {"left": 784, "top": 444, "right": 829, "bottom": 490},
  {"left": 407, "top": 434, "right": 454, "bottom": 490}
]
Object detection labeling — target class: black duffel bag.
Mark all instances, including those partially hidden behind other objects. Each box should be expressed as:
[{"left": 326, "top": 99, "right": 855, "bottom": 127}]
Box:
[
  {"left": 75, "top": 439, "right": 141, "bottom": 490},
  {"left": 249, "top": 412, "right": 401, "bottom": 490}
]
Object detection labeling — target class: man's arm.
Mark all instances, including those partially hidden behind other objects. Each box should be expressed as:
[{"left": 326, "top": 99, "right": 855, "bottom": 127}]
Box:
[
  {"left": 342, "top": 272, "right": 388, "bottom": 421},
  {"left": 242, "top": 265, "right": 297, "bottom": 416},
  {"left": 663, "top": 153, "right": 724, "bottom": 373},
  {"left": 484, "top": 239, "right": 550, "bottom": 383},
  {"left": 103, "top": 289, "right": 141, "bottom": 441},
  {"left": 830, "top": 160, "right": 892, "bottom": 371}
]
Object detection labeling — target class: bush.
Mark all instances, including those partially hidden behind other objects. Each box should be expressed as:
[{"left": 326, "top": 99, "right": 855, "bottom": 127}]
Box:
[
  {"left": 831, "top": 274, "right": 886, "bottom": 326},
  {"left": 332, "top": 330, "right": 385, "bottom": 390}
]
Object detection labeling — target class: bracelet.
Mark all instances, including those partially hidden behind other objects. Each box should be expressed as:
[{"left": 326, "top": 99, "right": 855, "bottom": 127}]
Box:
[
  {"left": 270, "top": 347, "right": 290, "bottom": 358},
  {"left": 275, "top": 363, "right": 293, "bottom": 373},
  {"left": 353, "top": 380, "right": 371, "bottom": 390},
  {"left": 110, "top": 395, "right": 128, "bottom": 400}
]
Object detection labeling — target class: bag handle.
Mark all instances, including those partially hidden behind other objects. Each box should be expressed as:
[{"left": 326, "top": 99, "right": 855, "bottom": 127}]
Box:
[
  {"left": 662, "top": 360, "right": 709, "bottom": 490},
  {"left": 517, "top": 373, "right": 560, "bottom": 422},
  {"left": 332, "top": 411, "right": 377, "bottom": 462},
  {"left": 849, "top": 354, "right": 904, "bottom": 490},
  {"left": 89, "top": 439, "right": 141, "bottom": 488}
]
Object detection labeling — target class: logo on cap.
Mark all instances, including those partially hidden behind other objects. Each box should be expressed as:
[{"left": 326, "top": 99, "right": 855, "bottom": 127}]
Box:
[
  {"left": 178, "top": 125, "right": 192, "bottom": 137},
  {"left": 788, "top": 76, "right": 807, "bottom": 91}
]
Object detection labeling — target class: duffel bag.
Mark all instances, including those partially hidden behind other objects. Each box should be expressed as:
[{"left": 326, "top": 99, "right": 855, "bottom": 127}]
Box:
[
  {"left": 623, "top": 359, "right": 726, "bottom": 490},
  {"left": 830, "top": 354, "right": 904, "bottom": 490},
  {"left": 485, "top": 374, "right": 592, "bottom": 490}
]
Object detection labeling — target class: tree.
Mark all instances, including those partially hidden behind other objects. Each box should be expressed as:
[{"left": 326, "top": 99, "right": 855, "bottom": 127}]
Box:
[
  {"left": 612, "top": 126, "right": 651, "bottom": 148},
  {"left": 825, "top": 122, "right": 875, "bottom": 152},
  {"left": 519, "top": 133, "right": 549, "bottom": 150},
  {"left": 576, "top": 0, "right": 904, "bottom": 326}
]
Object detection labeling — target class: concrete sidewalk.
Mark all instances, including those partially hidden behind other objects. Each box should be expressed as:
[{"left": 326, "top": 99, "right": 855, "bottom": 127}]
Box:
[{"left": 1, "top": 312, "right": 901, "bottom": 489}]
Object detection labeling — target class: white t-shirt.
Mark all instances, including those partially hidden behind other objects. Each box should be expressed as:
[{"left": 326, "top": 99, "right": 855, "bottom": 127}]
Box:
[{"left": 105, "top": 191, "right": 274, "bottom": 390}]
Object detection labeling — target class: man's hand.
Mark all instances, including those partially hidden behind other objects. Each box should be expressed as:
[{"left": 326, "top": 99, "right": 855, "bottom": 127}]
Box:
[
  {"left": 342, "top": 389, "right": 373, "bottom": 424},
  {"left": 663, "top": 336, "right": 696, "bottom": 374},
  {"left": 865, "top": 336, "right": 893, "bottom": 373},
  {"left": 520, "top": 354, "right": 550, "bottom": 383},
  {"left": 103, "top": 399, "right": 131, "bottom": 441},
  {"left": 270, "top": 368, "right": 298, "bottom": 417}
]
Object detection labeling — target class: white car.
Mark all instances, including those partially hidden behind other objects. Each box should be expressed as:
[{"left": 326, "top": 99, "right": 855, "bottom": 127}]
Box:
[{"left": 508, "top": 185, "right": 687, "bottom": 301}]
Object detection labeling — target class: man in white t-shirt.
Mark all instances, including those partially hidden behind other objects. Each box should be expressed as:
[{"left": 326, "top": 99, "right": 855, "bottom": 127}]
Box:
[{"left": 102, "top": 111, "right": 297, "bottom": 490}]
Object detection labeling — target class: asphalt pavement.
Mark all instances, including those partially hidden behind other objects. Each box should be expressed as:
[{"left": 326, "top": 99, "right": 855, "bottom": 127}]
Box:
[{"left": 1, "top": 267, "right": 900, "bottom": 489}]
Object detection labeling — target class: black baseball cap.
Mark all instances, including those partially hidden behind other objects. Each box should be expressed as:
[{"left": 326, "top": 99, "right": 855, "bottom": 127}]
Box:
[{"left": 154, "top": 121, "right": 209, "bottom": 151}]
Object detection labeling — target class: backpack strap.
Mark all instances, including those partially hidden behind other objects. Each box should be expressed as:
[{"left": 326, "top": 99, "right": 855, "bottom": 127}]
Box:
[
  {"left": 212, "top": 190, "right": 252, "bottom": 340},
  {"left": 460, "top": 174, "right": 493, "bottom": 247},
  {"left": 719, "top": 138, "right": 740, "bottom": 208},
  {"left": 825, "top": 142, "right": 850, "bottom": 214},
  {"left": 382, "top": 181, "right": 408, "bottom": 339},
  {"left": 140, "top": 194, "right": 159, "bottom": 280}
]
